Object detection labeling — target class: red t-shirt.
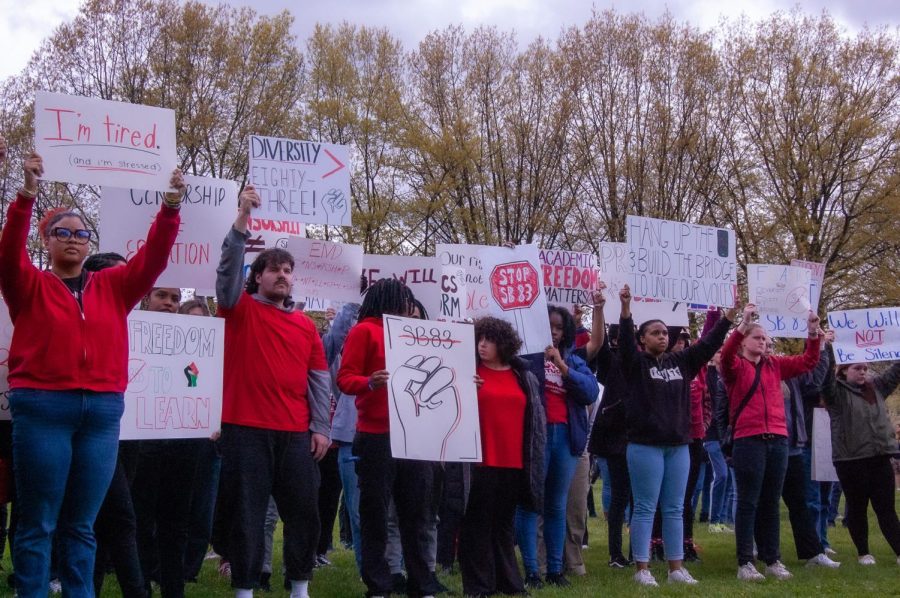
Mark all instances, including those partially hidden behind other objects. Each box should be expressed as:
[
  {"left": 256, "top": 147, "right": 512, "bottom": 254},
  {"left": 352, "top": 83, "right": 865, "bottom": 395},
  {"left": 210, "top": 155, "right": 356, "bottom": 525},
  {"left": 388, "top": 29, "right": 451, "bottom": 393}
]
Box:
[
  {"left": 477, "top": 364, "right": 526, "bottom": 469},
  {"left": 336, "top": 317, "right": 389, "bottom": 434},
  {"left": 544, "top": 360, "right": 568, "bottom": 424},
  {"left": 219, "top": 294, "right": 327, "bottom": 432}
]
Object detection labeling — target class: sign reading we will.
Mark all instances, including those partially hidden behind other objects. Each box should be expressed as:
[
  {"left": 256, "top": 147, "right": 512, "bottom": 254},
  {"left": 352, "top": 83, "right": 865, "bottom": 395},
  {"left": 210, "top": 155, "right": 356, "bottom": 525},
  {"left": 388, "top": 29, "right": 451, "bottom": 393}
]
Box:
[
  {"left": 748, "top": 264, "right": 812, "bottom": 339},
  {"left": 35, "top": 91, "right": 177, "bottom": 191},
  {"left": 122, "top": 311, "right": 224, "bottom": 440},
  {"left": 827, "top": 307, "right": 900, "bottom": 364},
  {"left": 100, "top": 175, "right": 238, "bottom": 291},
  {"left": 286, "top": 237, "right": 364, "bottom": 304},
  {"left": 363, "top": 255, "right": 441, "bottom": 319},
  {"left": 626, "top": 216, "right": 737, "bottom": 307},
  {"left": 248, "top": 135, "right": 351, "bottom": 227}
]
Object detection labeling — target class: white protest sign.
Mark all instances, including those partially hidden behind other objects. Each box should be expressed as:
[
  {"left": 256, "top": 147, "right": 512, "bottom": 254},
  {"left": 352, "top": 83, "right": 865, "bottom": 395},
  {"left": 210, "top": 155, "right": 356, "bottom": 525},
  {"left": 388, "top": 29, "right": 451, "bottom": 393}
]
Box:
[
  {"left": 100, "top": 175, "right": 238, "bottom": 291},
  {"left": 436, "top": 244, "right": 492, "bottom": 318},
  {"left": 286, "top": 237, "right": 363, "bottom": 304},
  {"left": 439, "top": 266, "right": 466, "bottom": 322},
  {"left": 598, "top": 242, "right": 689, "bottom": 326},
  {"left": 479, "top": 244, "right": 552, "bottom": 355},
  {"left": 748, "top": 264, "right": 812, "bottom": 339},
  {"left": 363, "top": 255, "right": 441, "bottom": 319},
  {"left": 35, "top": 91, "right": 177, "bottom": 191},
  {"left": 539, "top": 249, "right": 601, "bottom": 310},
  {"left": 626, "top": 215, "right": 737, "bottom": 307},
  {"left": 827, "top": 307, "right": 900, "bottom": 364},
  {"left": 248, "top": 135, "right": 351, "bottom": 227},
  {"left": 811, "top": 408, "right": 838, "bottom": 482},
  {"left": 383, "top": 315, "right": 480, "bottom": 462},
  {"left": 122, "top": 311, "right": 224, "bottom": 439},
  {"left": 790, "top": 260, "right": 825, "bottom": 311},
  {"left": 0, "top": 299, "right": 11, "bottom": 420}
]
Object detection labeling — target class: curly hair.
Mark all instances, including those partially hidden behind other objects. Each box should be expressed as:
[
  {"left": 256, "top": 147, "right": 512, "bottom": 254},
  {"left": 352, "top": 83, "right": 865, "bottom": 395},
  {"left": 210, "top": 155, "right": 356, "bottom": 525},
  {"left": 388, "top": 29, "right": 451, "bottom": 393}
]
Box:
[
  {"left": 474, "top": 317, "right": 521, "bottom": 365},
  {"left": 547, "top": 304, "right": 576, "bottom": 356},
  {"left": 358, "top": 278, "right": 414, "bottom": 320},
  {"left": 246, "top": 248, "right": 294, "bottom": 295}
]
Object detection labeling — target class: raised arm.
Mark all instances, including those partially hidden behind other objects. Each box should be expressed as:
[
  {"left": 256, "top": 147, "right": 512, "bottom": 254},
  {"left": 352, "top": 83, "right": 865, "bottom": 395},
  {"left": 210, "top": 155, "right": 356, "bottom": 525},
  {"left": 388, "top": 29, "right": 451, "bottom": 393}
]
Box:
[
  {"left": 215, "top": 186, "right": 260, "bottom": 310},
  {"left": 584, "top": 288, "right": 607, "bottom": 363},
  {"left": 679, "top": 306, "right": 735, "bottom": 380},
  {"left": 774, "top": 311, "right": 823, "bottom": 380},
  {"left": 617, "top": 285, "right": 639, "bottom": 368},
  {"left": 873, "top": 361, "right": 900, "bottom": 399},
  {"left": 719, "top": 303, "right": 755, "bottom": 385},
  {"left": 0, "top": 153, "right": 43, "bottom": 310}
]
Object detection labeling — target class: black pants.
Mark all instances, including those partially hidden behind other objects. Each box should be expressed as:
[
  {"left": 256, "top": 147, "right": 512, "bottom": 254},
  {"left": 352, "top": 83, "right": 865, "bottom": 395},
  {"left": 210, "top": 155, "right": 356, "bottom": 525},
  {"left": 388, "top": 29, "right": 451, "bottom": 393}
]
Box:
[
  {"left": 184, "top": 439, "right": 221, "bottom": 581},
  {"left": 354, "top": 432, "right": 437, "bottom": 597},
  {"left": 436, "top": 463, "right": 467, "bottom": 570},
  {"left": 834, "top": 455, "right": 900, "bottom": 557},
  {"left": 94, "top": 457, "right": 146, "bottom": 597},
  {"left": 782, "top": 453, "right": 824, "bottom": 560},
  {"left": 216, "top": 424, "right": 320, "bottom": 589},
  {"left": 458, "top": 467, "right": 524, "bottom": 596},
  {"left": 316, "top": 448, "right": 343, "bottom": 556},
  {"left": 682, "top": 439, "right": 704, "bottom": 541},
  {"left": 132, "top": 439, "right": 202, "bottom": 598},
  {"left": 606, "top": 453, "right": 632, "bottom": 561}
]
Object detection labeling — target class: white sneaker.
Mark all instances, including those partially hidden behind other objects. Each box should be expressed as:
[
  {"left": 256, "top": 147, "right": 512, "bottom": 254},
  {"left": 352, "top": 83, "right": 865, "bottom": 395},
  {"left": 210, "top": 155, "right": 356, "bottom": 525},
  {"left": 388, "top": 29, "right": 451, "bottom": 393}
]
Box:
[
  {"left": 765, "top": 561, "right": 793, "bottom": 580},
  {"left": 49, "top": 580, "right": 62, "bottom": 594},
  {"left": 737, "top": 562, "right": 765, "bottom": 581},
  {"left": 806, "top": 553, "right": 840, "bottom": 568},
  {"left": 668, "top": 567, "right": 698, "bottom": 584},
  {"left": 824, "top": 547, "right": 837, "bottom": 556},
  {"left": 634, "top": 569, "right": 659, "bottom": 587},
  {"left": 858, "top": 554, "right": 876, "bottom": 565}
]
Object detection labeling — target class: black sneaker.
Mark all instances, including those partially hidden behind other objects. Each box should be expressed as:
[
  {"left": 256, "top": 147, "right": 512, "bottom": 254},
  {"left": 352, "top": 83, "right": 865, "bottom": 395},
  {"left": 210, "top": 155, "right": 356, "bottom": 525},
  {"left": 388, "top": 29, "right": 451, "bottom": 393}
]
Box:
[
  {"left": 545, "top": 573, "right": 571, "bottom": 587},
  {"left": 684, "top": 542, "right": 700, "bottom": 563},
  {"left": 524, "top": 573, "right": 543, "bottom": 590},
  {"left": 430, "top": 571, "right": 450, "bottom": 594},
  {"left": 608, "top": 555, "right": 632, "bottom": 569},
  {"left": 259, "top": 571, "right": 272, "bottom": 592},
  {"left": 391, "top": 572, "right": 408, "bottom": 594},
  {"left": 315, "top": 554, "right": 332, "bottom": 567}
]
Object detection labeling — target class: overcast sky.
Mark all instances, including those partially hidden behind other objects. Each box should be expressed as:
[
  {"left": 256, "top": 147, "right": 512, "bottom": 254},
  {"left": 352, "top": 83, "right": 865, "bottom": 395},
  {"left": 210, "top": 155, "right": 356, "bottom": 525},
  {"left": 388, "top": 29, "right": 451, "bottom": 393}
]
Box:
[{"left": 1, "top": 0, "right": 898, "bottom": 81}]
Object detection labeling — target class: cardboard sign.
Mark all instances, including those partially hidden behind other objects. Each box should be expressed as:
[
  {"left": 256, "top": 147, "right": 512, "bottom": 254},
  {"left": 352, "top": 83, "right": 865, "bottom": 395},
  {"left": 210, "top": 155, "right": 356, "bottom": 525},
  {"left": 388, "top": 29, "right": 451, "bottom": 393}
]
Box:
[
  {"left": 827, "top": 307, "right": 900, "bottom": 364},
  {"left": 479, "top": 245, "right": 552, "bottom": 355},
  {"left": 436, "top": 244, "right": 492, "bottom": 318},
  {"left": 811, "top": 408, "right": 838, "bottom": 482},
  {"left": 383, "top": 315, "right": 480, "bottom": 462},
  {"left": 0, "top": 299, "right": 11, "bottom": 420},
  {"left": 363, "top": 255, "right": 441, "bottom": 320},
  {"left": 748, "top": 264, "right": 812, "bottom": 339},
  {"left": 122, "top": 311, "right": 224, "bottom": 439},
  {"left": 626, "top": 215, "right": 737, "bottom": 307},
  {"left": 35, "top": 91, "right": 177, "bottom": 191},
  {"left": 248, "top": 135, "right": 351, "bottom": 226},
  {"left": 286, "top": 237, "right": 364, "bottom": 304},
  {"left": 539, "top": 249, "right": 601, "bottom": 310},
  {"left": 100, "top": 175, "right": 238, "bottom": 291},
  {"left": 597, "top": 242, "right": 689, "bottom": 326}
]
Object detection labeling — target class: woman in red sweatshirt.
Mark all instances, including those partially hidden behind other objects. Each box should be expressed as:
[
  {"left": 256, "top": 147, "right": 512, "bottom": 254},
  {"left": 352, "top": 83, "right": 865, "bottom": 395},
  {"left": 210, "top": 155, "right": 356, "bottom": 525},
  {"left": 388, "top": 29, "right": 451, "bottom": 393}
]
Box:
[
  {"left": 719, "top": 303, "right": 822, "bottom": 583},
  {"left": 0, "top": 152, "right": 183, "bottom": 597}
]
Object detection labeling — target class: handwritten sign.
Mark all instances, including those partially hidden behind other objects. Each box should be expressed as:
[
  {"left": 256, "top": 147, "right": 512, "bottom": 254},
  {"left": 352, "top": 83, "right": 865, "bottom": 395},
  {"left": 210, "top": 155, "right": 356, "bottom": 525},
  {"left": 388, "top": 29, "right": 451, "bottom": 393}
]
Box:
[
  {"left": 790, "top": 260, "right": 825, "bottom": 311},
  {"left": 479, "top": 245, "right": 551, "bottom": 355},
  {"left": 248, "top": 135, "right": 351, "bottom": 227},
  {"left": 286, "top": 237, "right": 363, "bottom": 304},
  {"left": 383, "top": 315, "right": 480, "bottom": 462},
  {"left": 827, "top": 307, "right": 900, "bottom": 364},
  {"left": 626, "top": 215, "right": 736, "bottom": 307},
  {"left": 439, "top": 266, "right": 466, "bottom": 321},
  {"left": 363, "top": 255, "right": 441, "bottom": 319},
  {"left": 100, "top": 175, "right": 237, "bottom": 291},
  {"left": 748, "top": 264, "right": 812, "bottom": 339},
  {"left": 122, "top": 311, "right": 224, "bottom": 439},
  {"left": 436, "top": 244, "right": 492, "bottom": 318},
  {"left": 598, "top": 242, "right": 689, "bottom": 326},
  {"left": 811, "top": 408, "right": 838, "bottom": 482},
  {"left": 35, "top": 91, "right": 177, "bottom": 191},
  {"left": 0, "top": 299, "right": 11, "bottom": 420},
  {"left": 539, "top": 249, "right": 601, "bottom": 310}
]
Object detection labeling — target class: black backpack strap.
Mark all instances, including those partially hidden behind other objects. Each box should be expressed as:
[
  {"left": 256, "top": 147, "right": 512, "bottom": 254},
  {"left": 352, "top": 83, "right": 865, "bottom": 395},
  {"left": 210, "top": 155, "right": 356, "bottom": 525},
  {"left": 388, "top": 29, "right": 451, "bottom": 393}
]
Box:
[{"left": 730, "top": 360, "right": 763, "bottom": 429}]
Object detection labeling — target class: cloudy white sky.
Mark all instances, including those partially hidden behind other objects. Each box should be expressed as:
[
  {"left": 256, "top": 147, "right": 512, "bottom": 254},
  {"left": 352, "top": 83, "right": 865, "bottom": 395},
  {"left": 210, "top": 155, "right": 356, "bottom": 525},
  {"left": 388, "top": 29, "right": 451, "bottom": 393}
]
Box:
[{"left": 1, "top": 0, "right": 898, "bottom": 81}]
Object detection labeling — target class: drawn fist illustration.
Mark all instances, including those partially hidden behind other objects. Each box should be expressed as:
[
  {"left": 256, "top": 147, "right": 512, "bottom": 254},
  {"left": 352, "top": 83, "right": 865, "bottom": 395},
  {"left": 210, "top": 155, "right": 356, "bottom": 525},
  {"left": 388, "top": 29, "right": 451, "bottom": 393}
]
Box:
[
  {"left": 390, "top": 356, "right": 461, "bottom": 460},
  {"left": 322, "top": 188, "right": 347, "bottom": 226}
]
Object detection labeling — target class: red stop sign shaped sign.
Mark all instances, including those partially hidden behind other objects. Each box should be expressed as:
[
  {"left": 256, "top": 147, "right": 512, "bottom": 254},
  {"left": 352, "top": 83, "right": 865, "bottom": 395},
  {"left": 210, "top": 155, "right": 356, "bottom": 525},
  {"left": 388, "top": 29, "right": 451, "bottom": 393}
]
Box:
[{"left": 490, "top": 261, "right": 540, "bottom": 310}]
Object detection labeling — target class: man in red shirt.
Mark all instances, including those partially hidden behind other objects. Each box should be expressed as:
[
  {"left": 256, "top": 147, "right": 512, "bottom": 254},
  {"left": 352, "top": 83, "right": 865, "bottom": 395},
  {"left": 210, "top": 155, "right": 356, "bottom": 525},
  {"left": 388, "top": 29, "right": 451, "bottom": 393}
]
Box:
[{"left": 213, "top": 186, "right": 331, "bottom": 598}]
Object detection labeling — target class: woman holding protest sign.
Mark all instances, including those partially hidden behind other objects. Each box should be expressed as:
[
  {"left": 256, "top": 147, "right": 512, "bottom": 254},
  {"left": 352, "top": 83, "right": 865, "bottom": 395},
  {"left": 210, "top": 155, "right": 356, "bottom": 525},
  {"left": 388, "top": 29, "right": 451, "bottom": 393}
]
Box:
[
  {"left": 457, "top": 316, "right": 545, "bottom": 597},
  {"left": 821, "top": 350, "right": 900, "bottom": 566},
  {"left": 0, "top": 152, "right": 183, "bottom": 597},
  {"left": 616, "top": 285, "right": 735, "bottom": 587},
  {"left": 720, "top": 304, "right": 822, "bottom": 582}
]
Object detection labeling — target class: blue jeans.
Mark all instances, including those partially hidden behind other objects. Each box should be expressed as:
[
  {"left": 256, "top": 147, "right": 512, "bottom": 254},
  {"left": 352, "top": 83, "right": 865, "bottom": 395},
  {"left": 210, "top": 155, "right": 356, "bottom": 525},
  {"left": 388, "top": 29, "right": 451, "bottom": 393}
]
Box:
[
  {"left": 515, "top": 424, "right": 578, "bottom": 575},
  {"left": 626, "top": 443, "right": 690, "bottom": 562},
  {"left": 704, "top": 440, "right": 729, "bottom": 524},
  {"left": 597, "top": 458, "right": 612, "bottom": 513},
  {"left": 722, "top": 467, "right": 737, "bottom": 524},
  {"left": 9, "top": 389, "right": 123, "bottom": 598},
  {"left": 732, "top": 435, "right": 789, "bottom": 565},
  {"left": 337, "top": 443, "right": 362, "bottom": 572},
  {"left": 801, "top": 446, "right": 831, "bottom": 548}
]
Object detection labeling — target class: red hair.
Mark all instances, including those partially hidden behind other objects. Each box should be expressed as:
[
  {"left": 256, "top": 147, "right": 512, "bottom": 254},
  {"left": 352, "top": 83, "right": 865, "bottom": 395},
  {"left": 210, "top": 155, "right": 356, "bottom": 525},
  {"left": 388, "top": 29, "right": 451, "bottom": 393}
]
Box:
[{"left": 38, "top": 208, "right": 86, "bottom": 241}]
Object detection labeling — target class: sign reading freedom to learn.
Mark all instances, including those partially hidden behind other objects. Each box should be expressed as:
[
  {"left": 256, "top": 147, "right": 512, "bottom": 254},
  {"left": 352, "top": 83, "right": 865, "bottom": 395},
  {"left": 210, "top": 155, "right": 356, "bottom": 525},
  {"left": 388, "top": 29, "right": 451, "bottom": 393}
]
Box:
[
  {"left": 626, "top": 216, "right": 737, "bottom": 307},
  {"left": 248, "top": 135, "right": 351, "bottom": 227},
  {"left": 35, "top": 91, "right": 177, "bottom": 191}
]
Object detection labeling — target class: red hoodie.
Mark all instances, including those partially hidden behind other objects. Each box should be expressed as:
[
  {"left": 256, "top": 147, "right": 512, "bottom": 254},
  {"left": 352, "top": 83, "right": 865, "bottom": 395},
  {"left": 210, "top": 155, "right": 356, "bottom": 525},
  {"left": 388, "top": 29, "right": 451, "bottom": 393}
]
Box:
[
  {"left": 719, "top": 329, "right": 820, "bottom": 440},
  {"left": 337, "top": 317, "right": 388, "bottom": 434},
  {"left": 0, "top": 193, "right": 179, "bottom": 392}
]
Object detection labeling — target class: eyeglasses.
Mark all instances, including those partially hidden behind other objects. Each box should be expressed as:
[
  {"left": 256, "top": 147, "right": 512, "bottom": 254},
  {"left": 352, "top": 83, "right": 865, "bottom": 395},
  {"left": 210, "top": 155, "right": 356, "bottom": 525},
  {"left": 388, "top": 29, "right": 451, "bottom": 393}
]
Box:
[{"left": 51, "top": 227, "right": 92, "bottom": 244}]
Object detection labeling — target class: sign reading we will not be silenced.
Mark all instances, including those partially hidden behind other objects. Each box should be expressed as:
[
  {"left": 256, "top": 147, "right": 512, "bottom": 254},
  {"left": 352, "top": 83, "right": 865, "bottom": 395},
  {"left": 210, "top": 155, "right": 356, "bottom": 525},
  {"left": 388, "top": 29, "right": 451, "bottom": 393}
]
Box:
[
  {"left": 35, "top": 91, "right": 177, "bottom": 192},
  {"left": 626, "top": 216, "right": 737, "bottom": 307},
  {"left": 748, "top": 264, "right": 812, "bottom": 339},
  {"left": 827, "top": 307, "right": 900, "bottom": 364},
  {"left": 248, "top": 135, "right": 351, "bottom": 227},
  {"left": 100, "top": 175, "right": 238, "bottom": 291},
  {"left": 286, "top": 237, "right": 364, "bottom": 304}
]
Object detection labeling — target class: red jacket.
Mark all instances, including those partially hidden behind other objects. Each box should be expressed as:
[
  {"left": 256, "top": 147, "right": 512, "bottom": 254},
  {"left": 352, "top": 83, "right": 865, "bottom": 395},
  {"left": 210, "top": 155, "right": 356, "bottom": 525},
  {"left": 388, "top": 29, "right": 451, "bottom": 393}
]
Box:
[
  {"left": 0, "top": 193, "right": 179, "bottom": 392},
  {"left": 719, "top": 329, "right": 820, "bottom": 440},
  {"left": 689, "top": 366, "right": 709, "bottom": 440},
  {"left": 336, "top": 317, "right": 388, "bottom": 434}
]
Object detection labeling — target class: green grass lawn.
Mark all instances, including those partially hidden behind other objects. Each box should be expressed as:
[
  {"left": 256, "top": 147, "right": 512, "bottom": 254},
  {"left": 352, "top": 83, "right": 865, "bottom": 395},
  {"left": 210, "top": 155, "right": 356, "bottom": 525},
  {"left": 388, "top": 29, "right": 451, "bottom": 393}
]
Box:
[{"left": 2, "top": 484, "right": 898, "bottom": 597}]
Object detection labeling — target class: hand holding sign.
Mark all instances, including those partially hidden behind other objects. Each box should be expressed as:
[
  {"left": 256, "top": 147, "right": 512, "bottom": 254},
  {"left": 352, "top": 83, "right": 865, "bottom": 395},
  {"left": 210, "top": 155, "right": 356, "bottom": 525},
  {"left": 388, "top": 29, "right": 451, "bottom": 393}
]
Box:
[
  {"left": 165, "top": 169, "right": 187, "bottom": 205},
  {"left": 239, "top": 185, "right": 261, "bottom": 215},
  {"left": 390, "top": 355, "right": 461, "bottom": 460},
  {"left": 369, "top": 369, "right": 390, "bottom": 389},
  {"left": 739, "top": 303, "right": 758, "bottom": 333},
  {"left": 807, "top": 310, "right": 821, "bottom": 337},
  {"left": 24, "top": 153, "right": 44, "bottom": 193}
]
